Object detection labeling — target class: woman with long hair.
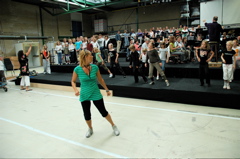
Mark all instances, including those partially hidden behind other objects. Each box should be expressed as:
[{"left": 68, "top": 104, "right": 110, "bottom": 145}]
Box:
[
  {"left": 71, "top": 49, "right": 120, "bottom": 138},
  {"left": 18, "top": 44, "right": 32, "bottom": 91},
  {"left": 41, "top": 44, "right": 51, "bottom": 74}
]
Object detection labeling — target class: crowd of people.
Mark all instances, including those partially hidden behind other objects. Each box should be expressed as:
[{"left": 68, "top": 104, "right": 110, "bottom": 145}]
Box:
[{"left": 51, "top": 20, "right": 239, "bottom": 89}]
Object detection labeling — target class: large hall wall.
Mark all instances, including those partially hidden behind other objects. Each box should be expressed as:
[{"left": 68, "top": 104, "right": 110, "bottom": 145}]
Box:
[
  {"left": 0, "top": 1, "right": 78, "bottom": 56},
  {"left": 0, "top": 1, "right": 180, "bottom": 57},
  {"left": 95, "top": 3, "right": 181, "bottom": 33}
]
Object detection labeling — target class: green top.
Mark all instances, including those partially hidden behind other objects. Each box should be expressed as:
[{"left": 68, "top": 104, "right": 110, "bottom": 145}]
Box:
[
  {"left": 95, "top": 52, "right": 102, "bottom": 63},
  {"left": 169, "top": 42, "right": 176, "bottom": 52},
  {"left": 74, "top": 64, "right": 103, "bottom": 102}
]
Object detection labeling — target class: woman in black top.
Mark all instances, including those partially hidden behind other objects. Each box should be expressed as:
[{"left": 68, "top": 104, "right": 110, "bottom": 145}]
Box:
[
  {"left": 18, "top": 44, "right": 32, "bottom": 91},
  {"left": 107, "top": 43, "right": 126, "bottom": 78},
  {"left": 145, "top": 42, "right": 170, "bottom": 86},
  {"left": 196, "top": 40, "right": 214, "bottom": 87},
  {"left": 129, "top": 45, "right": 147, "bottom": 83}
]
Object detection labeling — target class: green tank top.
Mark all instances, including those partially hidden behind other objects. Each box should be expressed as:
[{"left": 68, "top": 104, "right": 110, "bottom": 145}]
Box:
[
  {"left": 95, "top": 52, "right": 102, "bottom": 63},
  {"left": 74, "top": 64, "right": 103, "bottom": 102}
]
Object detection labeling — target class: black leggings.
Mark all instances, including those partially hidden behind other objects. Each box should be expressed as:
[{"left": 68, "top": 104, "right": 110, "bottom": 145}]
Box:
[{"left": 81, "top": 98, "right": 108, "bottom": 120}]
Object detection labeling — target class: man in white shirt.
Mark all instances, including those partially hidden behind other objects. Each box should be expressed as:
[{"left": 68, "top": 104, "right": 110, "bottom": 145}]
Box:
[
  {"left": 141, "top": 38, "right": 150, "bottom": 54},
  {"left": 97, "top": 34, "right": 104, "bottom": 59}
]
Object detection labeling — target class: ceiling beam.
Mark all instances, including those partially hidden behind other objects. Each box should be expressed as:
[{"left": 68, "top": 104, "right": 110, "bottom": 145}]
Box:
[
  {"left": 53, "top": 0, "right": 132, "bottom": 16},
  {"left": 41, "top": 7, "right": 55, "bottom": 16}
]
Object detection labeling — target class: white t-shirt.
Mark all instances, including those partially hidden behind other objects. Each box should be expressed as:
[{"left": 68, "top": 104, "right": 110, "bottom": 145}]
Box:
[
  {"left": 91, "top": 41, "right": 100, "bottom": 49},
  {"left": 55, "top": 45, "right": 63, "bottom": 53},
  {"left": 62, "top": 42, "right": 68, "bottom": 49},
  {"left": 0, "top": 60, "right": 4, "bottom": 71},
  {"left": 82, "top": 41, "right": 87, "bottom": 49},
  {"left": 141, "top": 42, "right": 148, "bottom": 53},
  {"left": 174, "top": 41, "right": 184, "bottom": 48},
  {"left": 141, "top": 53, "right": 147, "bottom": 63},
  {"left": 68, "top": 43, "right": 75, "bottom": 51},
  {"left": 159, "top": 48, "right": 168, "bottom": 60}
]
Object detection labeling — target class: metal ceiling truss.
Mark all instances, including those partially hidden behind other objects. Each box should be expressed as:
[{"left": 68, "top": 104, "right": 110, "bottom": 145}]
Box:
[{"left": 40, "top": 0, "right": 132, "bottom": 16}]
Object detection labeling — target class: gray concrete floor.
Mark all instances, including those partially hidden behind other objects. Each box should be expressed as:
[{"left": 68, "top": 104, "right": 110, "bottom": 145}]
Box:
[{"left": 1, "top": 68, "right": 240, "bottom": 158}]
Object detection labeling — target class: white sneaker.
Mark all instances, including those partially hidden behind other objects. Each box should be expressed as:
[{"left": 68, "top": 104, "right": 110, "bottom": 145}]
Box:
[
  {"left": 223, "top": 82, "right": 227, "bottom": 89},
  {"left": 149, "top": 81, "right": 155, "bottom": 85},
  {"left": 165, "top": 80, "right": 170, "bottom": 87},
  {"left": 226, "top": 84, "right": 230, "bottom": 90},
  {"left": 109, "top": 74, "right": 113, "bottom": 78},
  {"left": 112, "top": 125, "right": 120, "bottom": 136},
  {"left": 156, "top": 76, "right": 159, "bottom": 80},
  {"left": 86, "top": 128, "right": 93, "bottom": 138}
]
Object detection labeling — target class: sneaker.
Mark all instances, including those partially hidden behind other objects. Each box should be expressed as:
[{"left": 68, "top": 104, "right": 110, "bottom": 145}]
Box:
[
  {"left": 112, "top": 125, "right": 120, "bottom": 136},
  {"left": 149, "top": 81, "right": 155, "bottom": 85},
  {"left": 109, "top": 74, "right": 113, "bottom": 78},
  {"left": 223, "top": 82, "right": 227, "bottom": 89},
  {"left": 226, "top": 84, "right": 230, "bottom": 90},
  {"left": 156, "top": 76, "right": 159, "bottom": 80},
  {"left": 165, "top": 80, "right": 170, "bottom": 87},
  {"left": 85, "top": 128, "right": 93, "bottom": 138}
]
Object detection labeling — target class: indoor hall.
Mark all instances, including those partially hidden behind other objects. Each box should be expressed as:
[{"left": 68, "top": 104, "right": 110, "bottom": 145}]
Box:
[{"left": 1, "top": 0, "right": 240, "bottom": 158}]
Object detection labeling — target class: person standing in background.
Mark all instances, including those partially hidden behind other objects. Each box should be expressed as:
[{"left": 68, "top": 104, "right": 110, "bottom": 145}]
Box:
[
  {"left": 103, "top": 35, "right": 111, "bottom": 63},
  {"left": 203, "top": 16, "right": 223, "bottom": 60},
  {"left": 196, "top": 41, "right": 214, "bottom": 87},
  {"left": 221, "top": 41, "right": 236, "bottom": 90},
  {"left": 55, "top": 41, "right": 63, "bottom": 65},
  {"left": 75, "top": 37, "right": 82, "bottom": 63},
  {"left": 97, "top": 34, "right": 104, "bottom": 59},
  {"left": 62, "top": 38, "right": 68, "bottom": 64},
  {"left": 68, "top": 39, "right": 75, "bottom": 64},
  {"left": 41, "top": 45, "right": 51, "bottom": 74},
  {"left": 115, "top": 31, "right": 121, "bottom": 53}
]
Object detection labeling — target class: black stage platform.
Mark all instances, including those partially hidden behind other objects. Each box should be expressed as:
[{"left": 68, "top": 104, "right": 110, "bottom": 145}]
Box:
[
  {"left": 29, "top": 70, "right": 240, "bottom": 109},
  {"left": 50, "top": 57, "right": 240, "bottom": 80}
]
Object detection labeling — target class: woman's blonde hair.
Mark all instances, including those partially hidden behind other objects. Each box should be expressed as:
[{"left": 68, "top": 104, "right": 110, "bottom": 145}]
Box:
[
  {"left": 79, "top": 49, "right": 91, "bottom": 67},
  {"left": 42, "top": 44, "right": 47, "bottom": 51},
  {"left": 93, "top": 47, "right": 100, "bottom": 53},
  {"left": 226, "top": 40, "right": 233, "bottom": 46},
  {"left": 142, "top": 48, "right": 147, "bottom": 52},
  {"left": 200, "top": 40, "right": 210, "bottom": 50},
  {"left": 128, "top": 44, "right": 135, "bottom": 50}
]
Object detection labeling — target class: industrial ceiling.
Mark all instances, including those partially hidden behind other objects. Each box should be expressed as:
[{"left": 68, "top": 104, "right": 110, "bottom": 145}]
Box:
[{"left": 12, "top": 0, "right": 189, "bottom": 16}]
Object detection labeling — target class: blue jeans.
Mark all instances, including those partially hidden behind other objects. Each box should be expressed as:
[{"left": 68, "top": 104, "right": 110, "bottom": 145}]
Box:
[
  {"left": 160, "top": 60, "right": 166, "bottom": 71},
  {"left": 57, "top": 53, "right": 62, "bottom": 64}
]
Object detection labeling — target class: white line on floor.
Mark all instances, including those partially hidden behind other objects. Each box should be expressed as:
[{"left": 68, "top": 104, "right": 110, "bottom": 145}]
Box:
[
  {"left": 9, "top": 88, "right": 240, "bottom": 120},
  {"left": 0, "top": 117, "right": 128, "bottom": 158}
]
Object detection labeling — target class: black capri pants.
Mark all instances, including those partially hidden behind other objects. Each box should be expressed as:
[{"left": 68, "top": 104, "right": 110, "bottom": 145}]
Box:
[{"left": 81, "top": 98, "right": 108, "bottom": 120}]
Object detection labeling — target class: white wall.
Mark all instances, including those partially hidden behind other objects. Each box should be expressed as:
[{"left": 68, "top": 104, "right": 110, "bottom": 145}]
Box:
[{"left": 200, "top": 0, "right": 240, "bottom": 26}]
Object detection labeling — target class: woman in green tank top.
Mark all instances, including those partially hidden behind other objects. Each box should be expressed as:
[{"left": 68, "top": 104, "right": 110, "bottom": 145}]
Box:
[{"left": 71, "top": 49, "right": 120, "bottom": 138}]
